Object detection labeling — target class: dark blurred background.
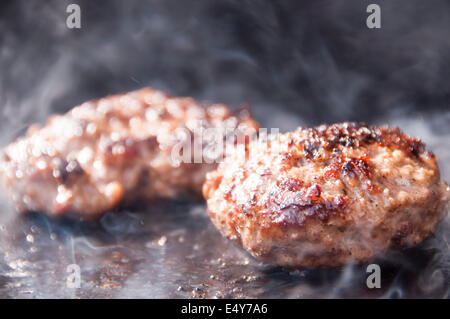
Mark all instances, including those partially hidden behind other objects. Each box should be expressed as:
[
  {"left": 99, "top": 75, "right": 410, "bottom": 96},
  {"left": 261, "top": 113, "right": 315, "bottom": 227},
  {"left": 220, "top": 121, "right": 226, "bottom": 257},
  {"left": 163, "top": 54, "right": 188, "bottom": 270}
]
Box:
[
  {"left": 0, "top": 0, "right": 449, "bottom": 131},
  {"left": 1, "top": 1, "right": 450, "bottom": 298}
]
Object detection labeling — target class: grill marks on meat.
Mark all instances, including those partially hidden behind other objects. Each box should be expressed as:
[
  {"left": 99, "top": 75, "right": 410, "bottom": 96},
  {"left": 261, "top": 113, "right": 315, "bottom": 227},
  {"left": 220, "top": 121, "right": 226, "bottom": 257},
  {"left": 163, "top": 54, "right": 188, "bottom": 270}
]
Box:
[
  {"left": 0, "top": 88, "right": 259, "bottom": 219},
  {"left": 203, "top": 122, "right": 450, "bottom": 268}
]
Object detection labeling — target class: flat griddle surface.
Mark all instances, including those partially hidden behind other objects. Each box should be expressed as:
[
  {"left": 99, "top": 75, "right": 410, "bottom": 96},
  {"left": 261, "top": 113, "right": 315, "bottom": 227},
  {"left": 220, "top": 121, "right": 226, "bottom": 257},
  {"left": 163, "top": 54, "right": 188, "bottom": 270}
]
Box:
[{"left": 0, "top": 112, "right": 449, "bottom": 298}]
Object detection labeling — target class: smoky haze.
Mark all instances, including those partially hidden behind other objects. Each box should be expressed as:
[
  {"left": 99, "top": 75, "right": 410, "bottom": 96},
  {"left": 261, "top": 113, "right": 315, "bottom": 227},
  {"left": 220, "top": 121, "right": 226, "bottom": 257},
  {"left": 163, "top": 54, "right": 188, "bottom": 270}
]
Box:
[
  {"left": 0, "top": 0, "right": 449, "bottom": 298},
  {"left": 1, "top": 0, "right": 449, "bottom": 129}
]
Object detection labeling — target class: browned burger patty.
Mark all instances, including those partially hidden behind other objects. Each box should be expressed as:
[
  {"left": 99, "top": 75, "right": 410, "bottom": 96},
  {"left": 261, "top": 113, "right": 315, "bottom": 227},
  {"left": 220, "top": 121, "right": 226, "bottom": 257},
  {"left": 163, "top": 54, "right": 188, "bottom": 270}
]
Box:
[
  {"left": 0, "top": 87, "right": 259, "bottom": 220},
  {"left": 203, "top": 122, "right": 450, "bottom": 268}
]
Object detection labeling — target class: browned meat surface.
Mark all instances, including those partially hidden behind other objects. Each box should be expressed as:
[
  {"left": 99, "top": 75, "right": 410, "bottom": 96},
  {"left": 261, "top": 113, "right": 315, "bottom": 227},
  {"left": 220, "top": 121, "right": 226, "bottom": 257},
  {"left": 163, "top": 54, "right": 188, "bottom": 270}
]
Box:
[
  {"left": 203, "top": 122, "right": 450, "bottom": 268},
  {"left": 0, "top": 87, "right": 259, "bottom": 220}
]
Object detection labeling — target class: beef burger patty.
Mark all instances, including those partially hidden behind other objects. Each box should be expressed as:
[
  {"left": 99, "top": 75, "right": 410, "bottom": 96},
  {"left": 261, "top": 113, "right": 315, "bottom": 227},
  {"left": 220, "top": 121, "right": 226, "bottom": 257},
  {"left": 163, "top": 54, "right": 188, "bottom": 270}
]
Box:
[
  {"left": 203, "top": 122, "right": 450, "bottom": 268},
  {"left": 0, "top": 88, "right": 259, "bottom": 219}
]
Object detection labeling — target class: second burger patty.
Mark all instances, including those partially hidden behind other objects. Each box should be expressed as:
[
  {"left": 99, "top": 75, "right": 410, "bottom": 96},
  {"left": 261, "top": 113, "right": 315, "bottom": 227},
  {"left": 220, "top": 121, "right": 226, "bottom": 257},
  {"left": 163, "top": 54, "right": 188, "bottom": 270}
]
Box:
[{"left": 0, "top": 87, "right": 259, "bottom": 219}]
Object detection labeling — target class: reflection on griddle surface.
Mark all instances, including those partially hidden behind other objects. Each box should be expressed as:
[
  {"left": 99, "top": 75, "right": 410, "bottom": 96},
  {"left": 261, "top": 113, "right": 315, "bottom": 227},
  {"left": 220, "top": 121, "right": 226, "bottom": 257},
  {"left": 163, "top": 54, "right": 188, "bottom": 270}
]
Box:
[{"left": 0, "top": 197, "right": 448, "bottom": 298}]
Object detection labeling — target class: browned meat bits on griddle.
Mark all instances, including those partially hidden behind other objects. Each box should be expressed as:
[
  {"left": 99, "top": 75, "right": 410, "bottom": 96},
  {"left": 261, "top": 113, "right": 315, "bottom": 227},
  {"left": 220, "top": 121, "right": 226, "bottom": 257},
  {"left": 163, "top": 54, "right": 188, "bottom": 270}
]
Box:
[
  {"left": 0, "top": 88, "right": 259, "bottom": 219},
  {"left": 203, "top": 122, "right": 450, "bottom": 268}
]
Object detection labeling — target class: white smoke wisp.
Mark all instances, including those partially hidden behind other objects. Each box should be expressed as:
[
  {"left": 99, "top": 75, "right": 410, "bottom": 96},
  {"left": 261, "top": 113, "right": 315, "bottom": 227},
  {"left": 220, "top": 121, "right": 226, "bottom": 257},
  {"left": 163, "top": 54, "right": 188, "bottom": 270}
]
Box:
[{"left": 0, "top": 0, "right": 449, "bottom": 298}]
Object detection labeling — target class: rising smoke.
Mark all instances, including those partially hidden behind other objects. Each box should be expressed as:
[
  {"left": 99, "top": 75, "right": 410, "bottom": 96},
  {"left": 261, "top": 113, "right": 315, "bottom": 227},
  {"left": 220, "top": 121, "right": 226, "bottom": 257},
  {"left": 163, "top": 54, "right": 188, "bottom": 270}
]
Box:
[{"left": 0, "top": 0, "right": 448, "bottom": 298}]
